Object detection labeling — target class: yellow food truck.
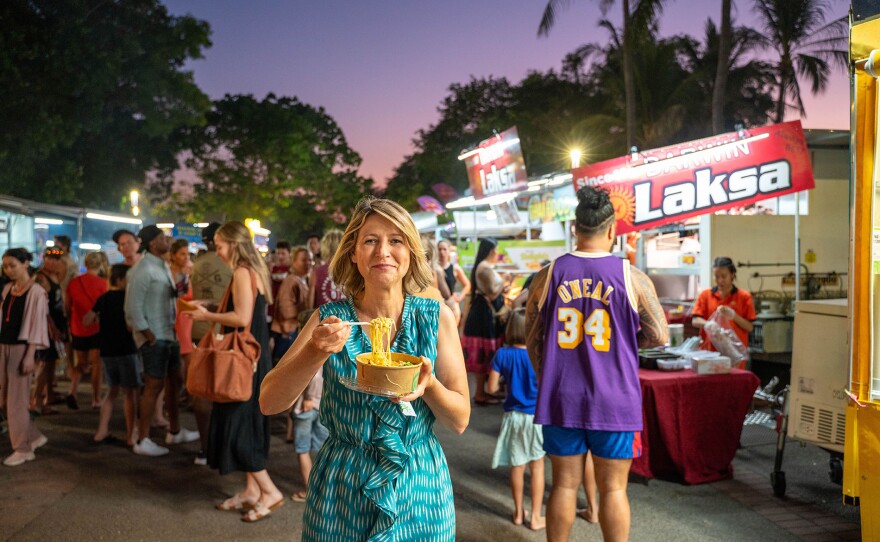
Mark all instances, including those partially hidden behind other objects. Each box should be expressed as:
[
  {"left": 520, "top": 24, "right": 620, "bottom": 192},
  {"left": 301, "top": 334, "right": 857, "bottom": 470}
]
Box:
[{"left": 846, "top": 2, "right": 880, "bottom": 539}]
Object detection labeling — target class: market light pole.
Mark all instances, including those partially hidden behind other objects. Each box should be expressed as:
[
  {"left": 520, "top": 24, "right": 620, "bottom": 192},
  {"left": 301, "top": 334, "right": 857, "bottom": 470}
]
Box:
[
  {"left": 130, "top": 190, "right": 140, "bottom": 217},
  {"left": 569, "top": 149, "right": 582, "bottom": 169}
]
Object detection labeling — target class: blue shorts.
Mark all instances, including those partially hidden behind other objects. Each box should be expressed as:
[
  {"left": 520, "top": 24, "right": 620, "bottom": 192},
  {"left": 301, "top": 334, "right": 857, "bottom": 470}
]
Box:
[
  {"left": 542, "top": 425, "right": 642, "bottom": 460},
  {"left": 102, "top": 354, "right": 142, "bottom": 389},
  {"left": 292, "top": 409, "right": 329, "bottom": 454},
  {"left": 139, "top": 340, "right": 180, "bottom": 379}
]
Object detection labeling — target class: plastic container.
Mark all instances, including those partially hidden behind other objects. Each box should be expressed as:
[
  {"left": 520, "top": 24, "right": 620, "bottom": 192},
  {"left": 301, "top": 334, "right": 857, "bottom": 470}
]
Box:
[
  {"left": 668, "top": 323, "right": 685, "bottom": 347},
  {"left": 355, "top": 353, "right": 422, "bottom": 396},
  {"left": 657, "top": 358, "right": 690, "bottom": 371},
  {"left": 692, "top": 354, "right": 731, "bottom": 374}
]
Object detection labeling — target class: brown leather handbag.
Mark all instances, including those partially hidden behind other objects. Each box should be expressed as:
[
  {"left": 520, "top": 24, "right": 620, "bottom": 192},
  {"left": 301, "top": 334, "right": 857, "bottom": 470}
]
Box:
[{"left": 186, "top": 269, "right": 261, "bottom": 403}]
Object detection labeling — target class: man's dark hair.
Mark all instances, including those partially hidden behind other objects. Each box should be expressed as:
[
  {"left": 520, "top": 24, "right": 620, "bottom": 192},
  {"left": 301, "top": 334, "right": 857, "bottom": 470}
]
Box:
[
  {"left": 574, "top": 186, "right": 615, "bottom": 236},
  {"left": 201, "top": 222, "right": 222, "bottom": 244},
  {"left": 276, "top": 240, "right": 292, "bottom": 252},
  {"left": 53, "top": 235, "right": 72, "bottom": 251},
  {"left": 109, "top": 263, "right": 131, "bottom": 287},
  {"left": 306, "top": 233, "right": 320, "bottom": 241},
  {"left": 112, "top": 229, "right": 136, "bottom": 245}
]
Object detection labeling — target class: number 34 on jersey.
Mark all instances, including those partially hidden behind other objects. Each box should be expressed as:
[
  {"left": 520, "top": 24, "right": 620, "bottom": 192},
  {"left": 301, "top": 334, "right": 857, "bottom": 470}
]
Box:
[{"left": 557, "top": 308, "right": 612, "bottom": 352}]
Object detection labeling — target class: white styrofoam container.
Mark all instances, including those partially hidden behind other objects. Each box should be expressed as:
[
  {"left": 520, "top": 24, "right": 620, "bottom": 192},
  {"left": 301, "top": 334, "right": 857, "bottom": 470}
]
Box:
[{"left": 692, "top": 354, "right": 731, "bottom": 374}]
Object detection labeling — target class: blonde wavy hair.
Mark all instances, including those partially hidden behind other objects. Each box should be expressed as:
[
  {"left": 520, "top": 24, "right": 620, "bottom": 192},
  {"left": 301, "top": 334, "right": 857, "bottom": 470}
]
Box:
[
  {"left": 330, "top": 197, "right": 432, "bottom": 298},
  {"left": 84, "top": 251, "right": 110, "bottom": 278},
  {"left": 319, "top": 229, "right": 343, "bottom": 262},
  {"left": 215, "top": 221, "right": 273, "bottom": 304}
]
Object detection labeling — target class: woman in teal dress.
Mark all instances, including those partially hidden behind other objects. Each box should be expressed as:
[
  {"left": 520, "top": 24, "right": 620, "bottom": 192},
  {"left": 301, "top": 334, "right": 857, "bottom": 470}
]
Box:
[{"left": 261, "top": 197, "right": 470, "bottom": 541}]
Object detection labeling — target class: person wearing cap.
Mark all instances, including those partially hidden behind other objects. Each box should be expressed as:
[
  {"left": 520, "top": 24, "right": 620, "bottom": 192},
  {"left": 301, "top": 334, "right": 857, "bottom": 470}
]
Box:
[
  {"left": 113, "top": 230, "right": 141, "bottom": 267},
  {"left": 188, "top": 222, "right": 232, "bottom": 465},
  {"left": 124, "top": 225, "right": 198, "bottom": 457}
]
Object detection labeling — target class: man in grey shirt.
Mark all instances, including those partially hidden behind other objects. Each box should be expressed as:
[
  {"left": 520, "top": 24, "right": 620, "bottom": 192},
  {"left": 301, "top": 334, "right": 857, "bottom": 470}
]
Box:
[{"left": 125, "top": 225, "right": 197, "bottom": 457}]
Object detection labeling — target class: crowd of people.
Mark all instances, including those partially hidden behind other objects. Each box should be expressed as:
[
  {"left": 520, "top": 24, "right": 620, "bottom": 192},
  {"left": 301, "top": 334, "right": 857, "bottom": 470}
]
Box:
[{"left": 0, "top": 186, "right": 697, "bottom": 542}]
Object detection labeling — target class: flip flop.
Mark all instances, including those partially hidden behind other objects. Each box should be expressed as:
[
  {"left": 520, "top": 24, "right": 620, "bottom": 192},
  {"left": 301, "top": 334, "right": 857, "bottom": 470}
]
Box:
[
  {"left": 473, "top": 397, "right": 501, "bottom": 406},
  {"left": 215, "top": 494, "right": 257, "bottom": 512},
  {"left": 241, "top": 498, "right": 284, "bottom": 523},
  {"left": 290, "top": 491, "right": 307, "bottom": 502}
]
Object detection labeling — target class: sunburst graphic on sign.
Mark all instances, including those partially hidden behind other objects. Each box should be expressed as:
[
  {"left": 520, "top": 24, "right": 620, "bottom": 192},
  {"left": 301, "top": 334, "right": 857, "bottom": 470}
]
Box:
[{"left": 608, "top": 185, "right": 636, "bottom": 226}]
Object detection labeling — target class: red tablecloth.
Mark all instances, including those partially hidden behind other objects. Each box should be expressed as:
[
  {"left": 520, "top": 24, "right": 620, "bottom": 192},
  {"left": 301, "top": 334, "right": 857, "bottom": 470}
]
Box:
[{"left": 631, "top": 368, "right": 760, "bottom": 484}]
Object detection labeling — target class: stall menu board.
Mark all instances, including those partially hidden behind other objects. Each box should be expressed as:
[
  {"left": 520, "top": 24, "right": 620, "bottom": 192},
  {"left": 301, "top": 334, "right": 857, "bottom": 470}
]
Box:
[
  {"left": 571, "top": 121, "right": 816, "bottom": 234},
  {"left": 457, "top": 239, "right": 566, "bottom": 272},
  {"left": 461, "top": 127, "right": 529, "bottom": 199}
]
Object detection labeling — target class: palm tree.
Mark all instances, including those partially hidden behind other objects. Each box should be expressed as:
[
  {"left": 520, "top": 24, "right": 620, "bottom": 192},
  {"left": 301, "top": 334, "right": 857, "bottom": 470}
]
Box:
[
  {"left": 538, "top": 0, "right": 667, "bottom": 150},
  {"left": 676, "top": 20, "right": 776, "bottom": 137},
  {"left": 753, "top": 0, "right": 848, "bottom": 123},
  {"left": 712, "top": 0, "right": 733, "bottom": 133}
]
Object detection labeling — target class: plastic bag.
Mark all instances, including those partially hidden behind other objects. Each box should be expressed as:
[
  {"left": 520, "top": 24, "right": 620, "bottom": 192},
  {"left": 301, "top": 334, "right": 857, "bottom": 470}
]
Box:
[{"left": 703, "top": 307, "right": 749, "bottom": 368}]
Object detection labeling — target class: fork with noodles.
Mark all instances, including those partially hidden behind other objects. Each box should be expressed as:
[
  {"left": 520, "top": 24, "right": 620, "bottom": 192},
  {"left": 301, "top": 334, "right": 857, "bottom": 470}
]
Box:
[{"left": 366, "top": 317, "right": 414, "bottom": 367}]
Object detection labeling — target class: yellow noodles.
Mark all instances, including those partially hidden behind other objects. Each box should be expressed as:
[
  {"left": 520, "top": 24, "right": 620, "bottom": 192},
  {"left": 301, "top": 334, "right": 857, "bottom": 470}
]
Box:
[{"left": 366, "top": 317, "right": 412, "bottom": 366}]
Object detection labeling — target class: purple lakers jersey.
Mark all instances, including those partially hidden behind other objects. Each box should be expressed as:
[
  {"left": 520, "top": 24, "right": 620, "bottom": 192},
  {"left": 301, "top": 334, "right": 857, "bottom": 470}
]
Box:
[{"left": 534, "top": 252, "right": 642, "bottom": 431}]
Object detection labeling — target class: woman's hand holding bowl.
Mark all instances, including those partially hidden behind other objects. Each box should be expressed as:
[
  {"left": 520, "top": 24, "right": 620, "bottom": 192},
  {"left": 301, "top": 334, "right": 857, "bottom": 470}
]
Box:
[{"left": 393, "top": 357, "right": 435, "bottom": 404}]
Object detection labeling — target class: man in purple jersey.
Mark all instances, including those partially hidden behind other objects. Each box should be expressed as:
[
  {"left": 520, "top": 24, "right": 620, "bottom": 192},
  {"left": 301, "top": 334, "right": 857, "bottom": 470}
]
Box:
[{"left": 526, "top": 186, "right": 667, "bottom": 542}]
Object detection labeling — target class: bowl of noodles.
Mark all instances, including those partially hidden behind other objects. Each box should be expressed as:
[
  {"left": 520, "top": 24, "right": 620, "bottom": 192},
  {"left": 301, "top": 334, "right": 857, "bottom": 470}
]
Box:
[{"left": 354, "top": 317, "right": 422, "bottom": 396}]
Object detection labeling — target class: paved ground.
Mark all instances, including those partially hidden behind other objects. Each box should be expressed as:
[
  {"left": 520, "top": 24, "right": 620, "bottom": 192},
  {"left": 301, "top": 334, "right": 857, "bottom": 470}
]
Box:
[{"left": 0, "top": 377, "right": 863, "bottom": 541}]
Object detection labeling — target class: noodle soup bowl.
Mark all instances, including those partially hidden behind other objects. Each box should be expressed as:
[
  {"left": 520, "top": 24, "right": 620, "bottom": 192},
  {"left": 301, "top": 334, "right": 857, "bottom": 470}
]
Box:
[{"left": 355, "top": 353, "right": 423, "bottom": 396}]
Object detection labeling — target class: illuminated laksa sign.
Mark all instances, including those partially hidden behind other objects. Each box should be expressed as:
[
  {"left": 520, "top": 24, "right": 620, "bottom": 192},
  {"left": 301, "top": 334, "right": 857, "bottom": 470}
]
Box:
[
  {"left": 571, "top": 121, "right": 816, "bottom": 234},
  {"left": 459, "top": 127, "right": 529, "bottom": 199}
]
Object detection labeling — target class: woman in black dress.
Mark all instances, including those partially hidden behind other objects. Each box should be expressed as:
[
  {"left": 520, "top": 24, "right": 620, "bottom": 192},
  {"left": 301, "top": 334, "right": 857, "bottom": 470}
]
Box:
[
  {"left": 461, "top": 238, "right": 507, "bottom": 405},
  {"left": 185, "top": 221, "right": 283, "bottom": 522}
]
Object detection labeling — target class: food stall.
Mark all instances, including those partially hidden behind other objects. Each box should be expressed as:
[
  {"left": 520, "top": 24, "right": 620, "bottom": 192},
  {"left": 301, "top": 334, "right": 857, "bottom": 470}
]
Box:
[
  {"left": 567, "top": 122, "right": 819, "bottom": 483},
  {"left": 0, "top": 194, "right": 143, "bottom": 265},
  {"left": 845, "top": 2, "right": 880, "bottom": 536}
]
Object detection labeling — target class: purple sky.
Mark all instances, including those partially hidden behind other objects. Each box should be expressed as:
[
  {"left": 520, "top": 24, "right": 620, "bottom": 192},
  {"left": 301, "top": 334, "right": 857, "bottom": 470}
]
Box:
[{"left": 164, "top": 0, "right": 849, "bottom": 187}]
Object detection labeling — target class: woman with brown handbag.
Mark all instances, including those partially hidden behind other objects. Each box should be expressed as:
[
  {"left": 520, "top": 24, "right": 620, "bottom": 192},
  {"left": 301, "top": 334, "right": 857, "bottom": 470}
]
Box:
[{"left": 183, "top": 221, "right": 283, "bottom": 523}]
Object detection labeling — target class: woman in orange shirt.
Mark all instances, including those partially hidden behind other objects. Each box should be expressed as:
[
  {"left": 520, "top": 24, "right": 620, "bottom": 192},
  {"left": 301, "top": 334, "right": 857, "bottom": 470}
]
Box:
[{"left": 692, "top": 257, "right": 756, "bottom": 351}]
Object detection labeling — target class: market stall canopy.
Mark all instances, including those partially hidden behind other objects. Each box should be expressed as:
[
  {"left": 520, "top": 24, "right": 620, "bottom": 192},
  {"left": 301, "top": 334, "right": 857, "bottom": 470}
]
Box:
[
  {"left": 452, "top": 209, "right": 529, "bottom": 238},
  {"left": 411, "top": 211, "right": 439, "bottom": 234}
]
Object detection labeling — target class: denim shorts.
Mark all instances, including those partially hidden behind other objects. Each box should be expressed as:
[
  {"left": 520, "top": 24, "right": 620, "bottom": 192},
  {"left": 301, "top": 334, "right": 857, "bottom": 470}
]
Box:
[
  {"left": 542, "top": 425, "right": 642, "bottom": 460},
  {"left": 292, "top": 409, "right": 329, "bottom": 454},
  {"left": 102, "top": 353, "right": 143, "bottom": 389},
  {"left": 139, "top": 340, "right": 180, "bottom": 379}
]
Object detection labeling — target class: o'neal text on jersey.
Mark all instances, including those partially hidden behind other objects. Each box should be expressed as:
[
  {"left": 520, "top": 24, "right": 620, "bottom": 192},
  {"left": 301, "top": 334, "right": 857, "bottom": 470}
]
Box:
[{"left": 556, "top": 278, "right": 614, "bottom": 306}]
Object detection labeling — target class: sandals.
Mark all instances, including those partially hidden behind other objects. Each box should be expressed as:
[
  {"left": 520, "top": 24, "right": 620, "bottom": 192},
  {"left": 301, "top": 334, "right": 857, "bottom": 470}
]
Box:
[
  {"left": 241, "top": 498, "right": 284, "bottom": 523},
  {"left": 290, "top": 491, "right": 307, "bottom": 503},
  {"left": 473, "top": 396, "right": 501, "bottom": 406},
  {"left": 215, "top": 493, "right": 257, "bottom": 512}
]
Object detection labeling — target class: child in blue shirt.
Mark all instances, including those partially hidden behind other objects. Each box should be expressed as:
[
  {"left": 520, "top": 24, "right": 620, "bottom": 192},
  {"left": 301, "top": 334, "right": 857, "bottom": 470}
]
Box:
[{"left": 487, "top": 308, "right": 545, "bottom": 531}]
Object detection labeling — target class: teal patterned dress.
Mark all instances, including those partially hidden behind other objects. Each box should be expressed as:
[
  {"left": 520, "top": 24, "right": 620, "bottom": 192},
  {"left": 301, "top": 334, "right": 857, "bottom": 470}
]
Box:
[{"left": 302, "top": 295, "right": 456, "bottom": 541}]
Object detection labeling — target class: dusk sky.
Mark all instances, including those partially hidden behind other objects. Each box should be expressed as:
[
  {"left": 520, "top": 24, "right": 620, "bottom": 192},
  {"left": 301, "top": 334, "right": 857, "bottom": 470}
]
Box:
[{"left": 163, "top": 0, "right": 849, "bottom": 187}]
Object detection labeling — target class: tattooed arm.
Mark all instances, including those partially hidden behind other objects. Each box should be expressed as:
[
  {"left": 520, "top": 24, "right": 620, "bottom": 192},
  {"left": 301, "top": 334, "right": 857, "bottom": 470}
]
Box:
[
  {"left": 525, "top": 266, "right": 550, "bottom": 380},
  {"left": 630, "top": 266, "right": 669, "bottom": 348}
]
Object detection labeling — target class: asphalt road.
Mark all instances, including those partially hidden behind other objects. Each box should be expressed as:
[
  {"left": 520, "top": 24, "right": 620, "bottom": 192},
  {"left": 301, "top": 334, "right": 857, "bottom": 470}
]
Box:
[{"left": 0, "top": 376, "right": 862, "bottom": 541}]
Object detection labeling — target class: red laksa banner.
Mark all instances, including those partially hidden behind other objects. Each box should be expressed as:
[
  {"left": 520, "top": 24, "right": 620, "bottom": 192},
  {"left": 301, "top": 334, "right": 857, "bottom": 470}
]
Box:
[
  {"left": 571, "top": 121, "right": 815, "bottom": 234},
  {"left": 459, "top": 127, "right": 529, "bottom": 199}
]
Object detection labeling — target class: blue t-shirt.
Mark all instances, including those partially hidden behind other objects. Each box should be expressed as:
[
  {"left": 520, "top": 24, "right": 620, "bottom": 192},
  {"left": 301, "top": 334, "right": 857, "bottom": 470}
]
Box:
[{"left": 491, "top": 346, "right": 538, "bottom": 415}]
